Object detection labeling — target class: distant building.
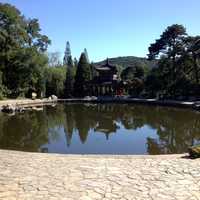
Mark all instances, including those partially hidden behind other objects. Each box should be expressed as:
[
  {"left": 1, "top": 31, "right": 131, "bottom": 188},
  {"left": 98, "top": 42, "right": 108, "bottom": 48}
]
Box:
[{"left": 91, "top": 58, "right": 125, "bottom": 96}]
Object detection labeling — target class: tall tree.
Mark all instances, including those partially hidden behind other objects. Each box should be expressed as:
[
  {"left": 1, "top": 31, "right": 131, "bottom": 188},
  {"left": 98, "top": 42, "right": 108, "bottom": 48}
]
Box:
[
  {"left": 184, "top": 36, "right": 200, "bottom": 84},
  {"left": 64, "top": 56, "right": 75, "bottom": 97},
  {"left": 0, "top": 3, "right": 51, "bottom": 97},
  {"left": 148, "top": 24, "right": 187, "bottom": 96},
  {"left": 74, "top": 57, "right": 78, "bottom": 68},
  {"left": 63, "top": 41, "right": 72, "bottom": 66},
  {"left": 48, "top": 52, "right": 61, "bottom": 67},
  {"left": 84, "top": 48, "right": 90, "bottom": 63},
  {"left": 74, "top": 53, "right": 91, "bottom": 97}
]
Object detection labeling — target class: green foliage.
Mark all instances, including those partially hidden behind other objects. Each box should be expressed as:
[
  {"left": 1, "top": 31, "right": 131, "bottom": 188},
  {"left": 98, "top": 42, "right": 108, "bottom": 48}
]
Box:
[
  {"left": 95, "top": 56, "right": 157, "bottom": 71},
  {"left": 74, "top": 53, "right": 91, "bottom": 97},
  {"left": 64, "top": 56, "right": 75, "bottom": 97},
  {"left": 146, "top": 24, "right": 200, "bottom": 99},
  {"left": 45, "top": 66, "right": 66, "bottom": 97},
  {"left": 121, "top": 66, "right": 144, "bottom": 81},
  {"left": 127, "top": 78, "right": 144, "bottom": 96},
  {"left": 0, "top": 3, "right": 50, "bottom": 98},
  {"left": 148, "top": 24, "right": 186, "bottom": 60}
]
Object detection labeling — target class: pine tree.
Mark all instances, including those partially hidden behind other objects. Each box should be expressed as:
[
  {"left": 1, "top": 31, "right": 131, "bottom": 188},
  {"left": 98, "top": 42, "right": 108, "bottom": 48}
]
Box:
[
  {"left": 64, "top": 56, "right": 74, "bottom": 97},
  {"left": 84, "top": 48, "right": 89, "bottom": 63},
  {"left": 74, "top": 57, "right": 78, "bottom": 68},
  {"left": 74, "top": 53, "right": 91, "bottom": 97},
  {"left": 63, "top": 41, "right": 72, "bottom": 65}
]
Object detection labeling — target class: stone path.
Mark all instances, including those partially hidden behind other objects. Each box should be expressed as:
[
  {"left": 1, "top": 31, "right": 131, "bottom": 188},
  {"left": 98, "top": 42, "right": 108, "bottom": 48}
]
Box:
[{"left": 0, "top": 150, "right": 199, "bottom": 200}]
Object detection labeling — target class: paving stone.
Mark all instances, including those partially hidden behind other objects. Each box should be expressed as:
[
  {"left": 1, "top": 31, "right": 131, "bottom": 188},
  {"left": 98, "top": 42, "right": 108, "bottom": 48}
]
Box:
[{"left": 0, "top": 150, "right": 199, "bottom": 200}]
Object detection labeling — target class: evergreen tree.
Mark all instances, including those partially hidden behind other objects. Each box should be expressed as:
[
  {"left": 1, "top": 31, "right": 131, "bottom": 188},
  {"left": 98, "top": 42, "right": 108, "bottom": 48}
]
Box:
[
  {"left": 64, "top": 56, "right": 75, "bottom": 97},
  {"left": 74, "top": 57, "right": 78, "bottom": 68},
  {"left": 63, "top": 41, "right": 72, "bottom": 65},
  {"left": 148, "top": 24, "right": 187, "bottom": 97},
  {"left": 90, "top": 62, "right": 95, "bottom": 80},
  {"left": 84, "top": 48, "right": 90, "bottom": 63},
  {"left": 74, "top": 53, "right": 91, "bottom": 97},
  {"left": 184, "top": 36, "right": 200, "bottom": 84}
]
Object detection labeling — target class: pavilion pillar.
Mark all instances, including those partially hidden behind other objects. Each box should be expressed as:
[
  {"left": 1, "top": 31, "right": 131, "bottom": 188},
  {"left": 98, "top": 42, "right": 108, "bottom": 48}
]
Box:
[
  {"left": 100, "top": 86, "right": 103, "bottom": 96},
  {"left": 109, "top": 85, "right": 112, "bottom": 96},
  {"left": 105, "top": 86, "right": 109, "bottom": 95},
  {"left": 95, "top": 86, "right": 98, "bottom": 96}
]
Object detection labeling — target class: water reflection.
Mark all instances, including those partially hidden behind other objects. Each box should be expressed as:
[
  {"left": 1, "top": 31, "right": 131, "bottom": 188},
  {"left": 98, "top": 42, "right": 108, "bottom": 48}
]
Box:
[{"left": 0, "top": 103, "right": 200, "bottom": 154}]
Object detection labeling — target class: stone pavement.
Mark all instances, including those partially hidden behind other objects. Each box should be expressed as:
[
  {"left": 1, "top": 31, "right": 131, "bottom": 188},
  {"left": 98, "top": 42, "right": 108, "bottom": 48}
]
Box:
[{"left": 0, "top": 150, "right": 199, "bottom": 200}]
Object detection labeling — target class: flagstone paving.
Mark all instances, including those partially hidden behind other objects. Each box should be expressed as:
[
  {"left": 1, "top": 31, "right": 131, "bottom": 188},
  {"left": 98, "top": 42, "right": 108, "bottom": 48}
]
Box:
[{"left": 0, "top": 150, "right": 199, "bottom": 200}]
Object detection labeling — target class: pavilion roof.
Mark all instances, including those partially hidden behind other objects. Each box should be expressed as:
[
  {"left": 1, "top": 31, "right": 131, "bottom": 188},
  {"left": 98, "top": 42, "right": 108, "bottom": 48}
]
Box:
[{"left": 95, "top": 58, "right": 117, "bottom": 72}]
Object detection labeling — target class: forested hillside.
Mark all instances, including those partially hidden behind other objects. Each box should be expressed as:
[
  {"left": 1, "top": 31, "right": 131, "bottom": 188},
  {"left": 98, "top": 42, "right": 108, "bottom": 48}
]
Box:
[{"left": 95, "top": 56, "right": 157, "bottom": 70}]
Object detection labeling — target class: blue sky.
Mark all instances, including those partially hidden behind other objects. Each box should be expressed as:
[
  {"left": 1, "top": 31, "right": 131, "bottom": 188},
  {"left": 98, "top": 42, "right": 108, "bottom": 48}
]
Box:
[{"left": 1, "top": 0, "right": 200, "bottom": 62}]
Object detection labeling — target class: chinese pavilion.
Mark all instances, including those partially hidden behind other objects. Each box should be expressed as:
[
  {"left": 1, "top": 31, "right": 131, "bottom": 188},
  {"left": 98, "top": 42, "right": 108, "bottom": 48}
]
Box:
[{"left": 91, "top": 58, "right": 124, "bottom": 96}]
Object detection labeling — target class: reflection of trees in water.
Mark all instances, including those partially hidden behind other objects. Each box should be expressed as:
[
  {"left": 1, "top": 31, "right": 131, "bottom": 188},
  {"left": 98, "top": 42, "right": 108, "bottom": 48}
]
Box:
[
  {"left": 62, "top": 104, "right": 200, "bottom": 154},
  {"left": 0, "top": 111, "right": 48, "bottom": 152},
  {"left": 129, "top": 106, "right": 200, "bottom": 154},
  {"left": 0, "top": 104, "right": 200, "bottom": 154}
]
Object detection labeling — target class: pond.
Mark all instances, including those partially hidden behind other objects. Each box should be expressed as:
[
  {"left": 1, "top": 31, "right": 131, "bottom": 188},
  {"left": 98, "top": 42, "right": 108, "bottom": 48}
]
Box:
[{"left": 0, "top": 103, "right": 200, "bottom": 155}]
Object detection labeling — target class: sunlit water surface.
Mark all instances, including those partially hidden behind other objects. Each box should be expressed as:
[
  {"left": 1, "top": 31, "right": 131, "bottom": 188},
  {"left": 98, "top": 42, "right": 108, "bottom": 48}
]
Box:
[{"left": 0, "top": 103, "right": 200, "bottom": 154}]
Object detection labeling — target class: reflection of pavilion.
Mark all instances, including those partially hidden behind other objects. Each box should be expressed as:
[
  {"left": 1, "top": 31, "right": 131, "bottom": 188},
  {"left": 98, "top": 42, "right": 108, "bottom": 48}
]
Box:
[{"left": 94, "top": 120, "right": 119, "bottom": 140}]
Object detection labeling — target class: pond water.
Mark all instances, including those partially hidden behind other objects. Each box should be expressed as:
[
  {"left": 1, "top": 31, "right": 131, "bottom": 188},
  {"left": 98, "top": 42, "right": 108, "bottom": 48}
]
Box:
[{"left": 0, "top": 103, "right": 200, "bottom": 155}]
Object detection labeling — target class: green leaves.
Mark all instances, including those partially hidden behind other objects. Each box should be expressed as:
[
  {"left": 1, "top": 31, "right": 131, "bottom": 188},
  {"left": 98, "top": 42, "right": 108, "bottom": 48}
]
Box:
[
  {"left": 148, "top": 24, "right": 186, "bottom": 60},
  {"left": 74, "top": 53, "right": 92, "bottom": 97},
  {"left": 0, "top": 3, "right": 51, "bottom": 98},
  {"left": 147, "top": 24, "right": 200, "bottom": 98}
]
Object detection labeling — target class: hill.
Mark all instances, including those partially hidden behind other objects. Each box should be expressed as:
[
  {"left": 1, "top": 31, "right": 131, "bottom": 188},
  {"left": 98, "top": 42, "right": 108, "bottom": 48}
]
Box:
[{"left": 94, "top": 56, "right": 157, "bottom": 71}]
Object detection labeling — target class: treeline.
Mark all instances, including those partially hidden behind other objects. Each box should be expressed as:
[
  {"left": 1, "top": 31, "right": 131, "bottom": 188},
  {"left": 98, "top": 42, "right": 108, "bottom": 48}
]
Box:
[
  {"left": 46, "top": 52, "right": 93, "bottom": 98},
  {"left": 1, "top": 3, "right": 200, "bottom": 100},
  {"left": 0, "top": 3, "right": 96, "bottom": 99}
]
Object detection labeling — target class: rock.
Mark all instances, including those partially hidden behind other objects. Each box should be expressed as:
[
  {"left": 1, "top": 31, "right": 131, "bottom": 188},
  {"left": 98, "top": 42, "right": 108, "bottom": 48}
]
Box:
[
  {"left": 48, "top": 95, "right": 58, "bottom": 101},
  {"left": 2, "top": 104, "right": 25, "bottom": 113},
  {"left": 32, "top": 107, "right": 43, "bottom": 111},
  {"left": 15, "top": 106, "right": 25, "bottom": 113},
  {"left": 51, "top": 95, "right": 58, "bottom": 100},
  {"left": 193, "top": 104, "right": 200, "bottom": 111},
  {"left": 32, "top": 92, "right": 37, "bottom": 100},
  {"left": 188, "top": 144, "right": 200, "bottom": 158},
  {"left": 2, "top": 104, "right": 16, "bottom": 113}
]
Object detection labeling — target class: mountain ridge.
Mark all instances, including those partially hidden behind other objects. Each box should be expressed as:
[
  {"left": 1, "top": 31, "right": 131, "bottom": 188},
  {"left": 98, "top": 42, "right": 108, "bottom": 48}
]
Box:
[{"left": 94, "top": 56, "right": 157, "bottom": 70}]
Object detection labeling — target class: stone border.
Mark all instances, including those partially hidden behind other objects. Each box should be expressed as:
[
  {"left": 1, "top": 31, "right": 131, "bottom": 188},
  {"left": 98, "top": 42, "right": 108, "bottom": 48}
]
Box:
[
  {"left": 0, "top": 99, "right": 58, "bottom": 112},
  {"left": 0, "top": 97, "right": 200, "bottom": 112},
  {"left": 0, "top": 149, "right": 187, "bottom": 159},
  {"left": 59, "top": 97, "right": 200, "bottom": 110}
]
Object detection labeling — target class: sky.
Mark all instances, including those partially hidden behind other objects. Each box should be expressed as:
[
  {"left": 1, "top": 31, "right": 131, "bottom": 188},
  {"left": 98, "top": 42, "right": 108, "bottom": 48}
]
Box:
[{"left": 1, "top": 0, "right": 200, "bottom": 62}]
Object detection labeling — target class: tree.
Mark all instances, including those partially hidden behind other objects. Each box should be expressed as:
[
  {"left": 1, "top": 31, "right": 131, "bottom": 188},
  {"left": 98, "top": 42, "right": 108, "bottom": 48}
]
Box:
[
  {"left": 74, "top": 57, "right": 78, "bottom": 68},
  {"left": 64, "top": 56, "right": 75, "bottom": 97},
  {"left": 127, "top": 78, "right": 144, "bottom": 97},
  {"left": 121, "top": 66, "right": 144, "bottom": 81},
  {"left": 147, "top": 24, "right": 187, "bottom": 97},
  {"left": 183, "top": 36, "right": 200, "bottom": 84},
  {"left": 48, "top": 52, "right": 61, "bottom": 67},
  {"left": 0, "top": 3, "right": 51, "bottom": 98},
  {"left": 74, "top": 53, "right": 91, "bottom": 97},
  {"left": 63, "top": 41, "right": 72, "bottom": 66},
  {"left": 84, "top": 48, "right": 90, "bottom": 63},
  {"left": 148, "top": 24, "right": 186, "bottom": 79},
  {"left": 45, "top": 66, "right": 66, "bottom": 97}
]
